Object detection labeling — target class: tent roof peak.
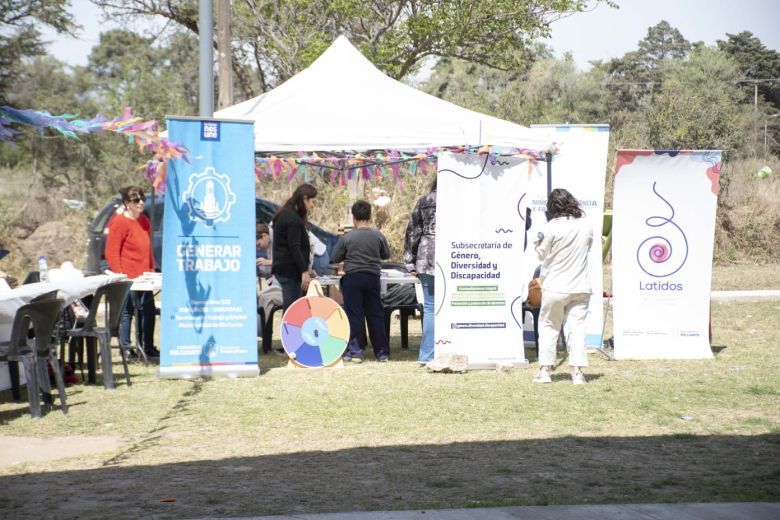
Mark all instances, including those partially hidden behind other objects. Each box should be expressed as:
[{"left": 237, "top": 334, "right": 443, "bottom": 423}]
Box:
[{"left": 214, "top": 36, "right": 554, "bottom": 153}]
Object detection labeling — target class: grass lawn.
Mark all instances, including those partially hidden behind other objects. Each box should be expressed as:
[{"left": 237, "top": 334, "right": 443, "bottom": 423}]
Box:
[{"left": 0, "top": 264, "right": 778, "bottom": 518}]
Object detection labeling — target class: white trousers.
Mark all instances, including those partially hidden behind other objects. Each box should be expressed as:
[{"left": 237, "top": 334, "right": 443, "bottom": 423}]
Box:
[{"left": 537, "top": 291, "right": 590, "bottom": 368}]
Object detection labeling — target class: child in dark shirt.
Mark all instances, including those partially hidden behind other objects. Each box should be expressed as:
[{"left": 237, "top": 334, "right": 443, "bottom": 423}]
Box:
[{"left": 330, "top": 200, "right": 391, "bottom": 362}]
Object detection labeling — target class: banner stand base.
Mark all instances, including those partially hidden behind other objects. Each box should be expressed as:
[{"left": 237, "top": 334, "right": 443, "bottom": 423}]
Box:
[
  {"left": 595, "top": 290, "right": 615, "bottom": 361},
  {"left": 468, "top": 359, "right": 530, "bottom": 370},
  {"left": 158, "top": 365, "right": 260, "bottom": 379},
  {"left": 285, "top": 358, "right": 345, "bottom": 369},
  {"left": 593, "top": 338, "right": 615, "bottom": 361}
]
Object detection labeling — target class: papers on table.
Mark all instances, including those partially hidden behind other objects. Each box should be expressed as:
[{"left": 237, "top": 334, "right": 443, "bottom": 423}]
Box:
[
  {"left": 48, "top": 261, "right": 85, "bottom": 282},
  {"left": 381, "top": 268, "right": 408, "bottom": 278},
  {"left": 131, "top": 271, "right": 162, "bottom": 292}
]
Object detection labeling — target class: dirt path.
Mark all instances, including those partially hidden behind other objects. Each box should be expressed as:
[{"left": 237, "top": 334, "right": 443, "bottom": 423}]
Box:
[{"left": 0, "top": 435, "right": 121, "bottom": 468}]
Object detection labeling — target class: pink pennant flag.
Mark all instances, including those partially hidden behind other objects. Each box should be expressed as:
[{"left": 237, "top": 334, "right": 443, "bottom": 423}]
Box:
[
  {"left": 272, "top": 158, "right": 282, "bottom": 178},
  {"left": 153, "top": 162, "right": 168, "bottom": 191},
  {"left": 286, "top": 164, "right": 298, "bottom": 183}
]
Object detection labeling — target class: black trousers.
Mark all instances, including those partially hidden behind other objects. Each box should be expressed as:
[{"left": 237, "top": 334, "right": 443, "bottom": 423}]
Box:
[{"left": 340, "top": 271, "right": 389, "bottom": 359}]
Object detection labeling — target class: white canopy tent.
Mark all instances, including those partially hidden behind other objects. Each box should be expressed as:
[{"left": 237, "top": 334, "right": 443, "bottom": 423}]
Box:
[{"left": 214, "top": 36, "right": 552, "bottom": 153}]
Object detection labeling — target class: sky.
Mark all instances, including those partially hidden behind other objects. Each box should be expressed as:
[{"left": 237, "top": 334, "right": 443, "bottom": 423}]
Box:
[
  {"left": 548, "top": 0, "right": 780, "bottom": 69},
  {"left": 42, "top": 0, "right": 780, "bottom": 70}
]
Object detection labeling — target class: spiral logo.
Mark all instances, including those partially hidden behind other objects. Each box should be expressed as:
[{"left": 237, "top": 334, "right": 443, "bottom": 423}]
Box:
[
  {"left": 648, "top": 242, "right": 670, "bottom": 263},
  {"left": 636, "top": 183, "right": 688, "bottom": 277}
]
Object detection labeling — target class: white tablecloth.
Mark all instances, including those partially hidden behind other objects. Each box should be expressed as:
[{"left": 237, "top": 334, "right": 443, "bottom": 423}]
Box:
[
  {"left": 317, "top": 272, "right": 421, "bottom": 301},
  {"left": 0, "top": 273, "right": 126, "bottom": 341},
  {"left": 0, "top": 273, "right": 126, "bottom": 390}
]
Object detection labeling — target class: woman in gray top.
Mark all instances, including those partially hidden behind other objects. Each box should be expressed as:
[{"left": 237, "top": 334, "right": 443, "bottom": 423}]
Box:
[{"left": 331, "top": 200, "right": 391, "bottom": 362}]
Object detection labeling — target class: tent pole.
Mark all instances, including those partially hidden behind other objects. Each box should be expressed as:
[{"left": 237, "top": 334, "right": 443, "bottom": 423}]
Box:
[
  {"left": 199, "top": 0, "right": 214, "bottom": 117},
  {"left": 149, "top": 184, "right": 156, "bottom": 237},
  {"left": 546, "top": 151, "right": 553, "bottom": 196}
]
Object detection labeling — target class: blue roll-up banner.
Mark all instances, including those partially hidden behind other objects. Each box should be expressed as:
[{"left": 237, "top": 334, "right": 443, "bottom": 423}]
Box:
[{"left": 160, "top": 117, "right": 258, "bottom": 378}]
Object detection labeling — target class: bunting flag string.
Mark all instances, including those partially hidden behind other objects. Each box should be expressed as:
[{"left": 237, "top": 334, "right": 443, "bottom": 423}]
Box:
[
  {"left": 1, "top": 104, "right": 557, "bottom": 191},
  {"left": 255, "top": 144, "right": 557, "bottom": 187},
  {"left": 0, "top": 105, "right": 190, "bottom": 191}
]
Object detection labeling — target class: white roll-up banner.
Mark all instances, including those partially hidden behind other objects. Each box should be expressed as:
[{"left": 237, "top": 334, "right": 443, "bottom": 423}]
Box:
[
  {"left": 529, "top": 125, "right": 610, "bottom": 349},
  {"left": 612, "top": 150, "right": 721, "bottom": 359},
  {"left": 435, "top": 152, "right": 538, "bottom": 368}
]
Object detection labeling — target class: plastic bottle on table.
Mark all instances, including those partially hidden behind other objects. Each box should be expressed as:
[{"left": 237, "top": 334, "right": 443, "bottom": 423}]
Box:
[{"left": 38, "top": 255, "right": 49, "bottom": 282}]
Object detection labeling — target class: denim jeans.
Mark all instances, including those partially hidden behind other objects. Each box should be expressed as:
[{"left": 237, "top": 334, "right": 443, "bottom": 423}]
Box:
[
  {"left": 276, "top": 274, "right": 303, "bottom": 313},
  {"left": 119, "top": 290, "right": 156, "bottom": 352},
  {"left": 418, "top": 274, "right": 435, "bottom": 362}
]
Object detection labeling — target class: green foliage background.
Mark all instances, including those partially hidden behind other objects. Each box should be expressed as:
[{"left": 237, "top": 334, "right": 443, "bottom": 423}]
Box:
[{"left": 1, "top": 2, "right": 779, "bottom": 273}]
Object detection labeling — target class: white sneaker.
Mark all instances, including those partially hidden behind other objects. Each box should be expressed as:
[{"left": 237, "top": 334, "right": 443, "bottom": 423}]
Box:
[
  {"left": 572, "top": 371, "right": 587, "bottom": 385},
  {"left": 533, "top": 369, "right": 552, "bottom": 384}
]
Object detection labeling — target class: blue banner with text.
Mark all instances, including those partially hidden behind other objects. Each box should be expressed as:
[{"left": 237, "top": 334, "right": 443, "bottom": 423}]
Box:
[{"left": 160, "top": 117, "right": 258, "bottom": 378}]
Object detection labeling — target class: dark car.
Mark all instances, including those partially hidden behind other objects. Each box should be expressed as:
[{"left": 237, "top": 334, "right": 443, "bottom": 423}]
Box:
[{"left": 84, "top": 195, "right": 338, "bottom": 275}]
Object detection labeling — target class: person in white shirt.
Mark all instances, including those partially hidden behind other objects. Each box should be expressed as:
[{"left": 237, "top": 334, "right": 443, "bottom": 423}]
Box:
[
  {"left": 308, "top": 230, "right": 330, "bottom": 276},
  {"left": 533, "top": 188, "right": 593, "bottom": 385}
]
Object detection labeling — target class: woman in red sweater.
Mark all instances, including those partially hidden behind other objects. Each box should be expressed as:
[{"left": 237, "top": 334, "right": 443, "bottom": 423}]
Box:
[{"left": 106, "top": 186, "right": 158, "bottom": 358}]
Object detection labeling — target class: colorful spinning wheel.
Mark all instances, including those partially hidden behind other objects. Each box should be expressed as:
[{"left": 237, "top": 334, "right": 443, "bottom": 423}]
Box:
[{"left": 280, "top": 295, "right": 350, "bottom": 367}]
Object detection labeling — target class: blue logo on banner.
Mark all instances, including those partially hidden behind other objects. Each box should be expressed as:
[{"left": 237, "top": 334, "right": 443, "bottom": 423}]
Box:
[
  {"left": 183, "top": 167, "right": 237, "bottom": 227},
  {"left": 201, "top": 121, "right": 220, "bottom": 141}
]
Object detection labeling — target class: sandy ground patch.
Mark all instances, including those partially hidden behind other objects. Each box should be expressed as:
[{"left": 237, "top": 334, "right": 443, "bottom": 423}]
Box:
[{"left": 0, "top": 435, "right": 122, "bottom": 468}]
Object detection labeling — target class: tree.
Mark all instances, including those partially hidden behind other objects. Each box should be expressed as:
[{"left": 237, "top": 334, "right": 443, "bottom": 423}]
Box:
[
  {"left": 635, "top": 20, "right": 692, "bottom": 64},
  {"left": 422, "top": 42, "right": 611, "bottom": 127},
  {"left": 639, "top": 47, "right": 748, "bottom": 151},
  {"left": 0, "top": 27, "right": 200, "bottom": 209},
  {"left": 92, "top": 0, "right": 608, "bottom": 99},
  {"left": 717, "top": 31, "right": 780, "bottom": 111},
  {"left": 0, "top": 0, "right": 79, "bottom": 102},
  {"left": 0, "top": 1, "right": 77, "bottom": 34},
  {"left": 421, "top": 55, "right": 525, "bottom": 119},
  {"left": 0, "top": 54, "right": 119, "bottom": 232},
  {"left": 605, "top": 21, "right": 692, "bottom": 113},
  {"left": 497, "top": 53, "right": 609, "bottom": 125},
  {"left": 86, "top": 29, "right": 199, "bottom": 120}
]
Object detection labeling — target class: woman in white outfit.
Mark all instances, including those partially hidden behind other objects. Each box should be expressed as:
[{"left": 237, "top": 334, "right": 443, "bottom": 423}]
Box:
[{"left": 533, "top": 188, "right": 593, "bottom": 385}]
